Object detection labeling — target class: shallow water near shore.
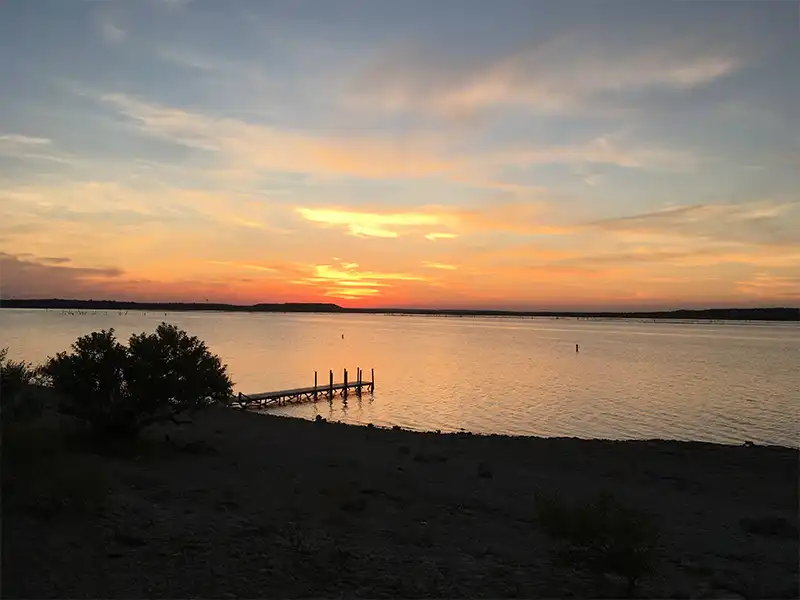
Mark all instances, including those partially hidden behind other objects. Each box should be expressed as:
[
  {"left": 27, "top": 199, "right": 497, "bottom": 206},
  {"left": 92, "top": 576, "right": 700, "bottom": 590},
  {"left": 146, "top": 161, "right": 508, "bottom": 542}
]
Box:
[{"left": 2, "top": 308, "right": 798, "bottom": 447}]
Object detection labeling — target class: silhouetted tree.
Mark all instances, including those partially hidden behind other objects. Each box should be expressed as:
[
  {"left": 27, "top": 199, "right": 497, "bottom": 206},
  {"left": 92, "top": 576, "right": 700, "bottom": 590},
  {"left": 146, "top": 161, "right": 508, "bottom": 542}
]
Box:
[
  {"left": 43, "top": 323, "right": 232, "bottom": 439},
  {"left": 0, "top": 347, "right": 43, "bottom": 422}
]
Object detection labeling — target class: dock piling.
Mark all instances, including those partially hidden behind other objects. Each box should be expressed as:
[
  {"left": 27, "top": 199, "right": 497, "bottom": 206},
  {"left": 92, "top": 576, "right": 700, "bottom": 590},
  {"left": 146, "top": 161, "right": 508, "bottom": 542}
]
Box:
[{"left": 237, "top": 367, "right": 375, "bottom": 408}]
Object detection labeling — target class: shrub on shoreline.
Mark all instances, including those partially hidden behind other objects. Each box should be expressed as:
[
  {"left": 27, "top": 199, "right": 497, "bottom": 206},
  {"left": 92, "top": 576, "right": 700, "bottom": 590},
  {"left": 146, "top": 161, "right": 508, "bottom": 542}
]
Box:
[
  {"left": 535, "top": 489, "right": 659, "bottom": 597},
  {"left": 1, "top": 347, "right": 45, "bottom": 423},
  {"left": 42, "top": 323, "right": 233, "bottom": 439}
]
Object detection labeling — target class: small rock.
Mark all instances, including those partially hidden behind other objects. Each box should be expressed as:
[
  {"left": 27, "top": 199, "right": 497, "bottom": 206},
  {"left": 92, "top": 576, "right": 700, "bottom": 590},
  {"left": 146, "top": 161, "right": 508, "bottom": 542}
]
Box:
[
  {"left": 739, "top": 515, "right": 797, "bottom": 539},
  {"left": 113, "top": 531, "right": 147, "bottom": 547},
  {"left": 181, "top": 440, "right": 217, "bottom": 455}
]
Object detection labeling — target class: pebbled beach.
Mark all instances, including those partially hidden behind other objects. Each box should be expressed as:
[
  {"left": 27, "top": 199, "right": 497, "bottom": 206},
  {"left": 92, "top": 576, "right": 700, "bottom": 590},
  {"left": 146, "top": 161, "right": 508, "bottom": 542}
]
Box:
[{"left": 3, "top": 406, "right": 797, "bottom": 598}]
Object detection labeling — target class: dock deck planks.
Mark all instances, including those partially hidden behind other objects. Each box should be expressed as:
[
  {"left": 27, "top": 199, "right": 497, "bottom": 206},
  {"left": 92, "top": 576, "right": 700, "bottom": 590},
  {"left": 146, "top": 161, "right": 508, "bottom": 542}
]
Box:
[{"left": 236, "top": 368, "right": 374, "bottom": 408}]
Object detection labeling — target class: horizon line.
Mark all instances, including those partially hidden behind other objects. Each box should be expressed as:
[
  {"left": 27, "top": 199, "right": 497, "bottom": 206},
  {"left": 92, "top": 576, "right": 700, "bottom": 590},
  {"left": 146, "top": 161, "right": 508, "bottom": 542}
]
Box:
[{"left": 1, "top": 298, "right": 798, "bottom": 316}]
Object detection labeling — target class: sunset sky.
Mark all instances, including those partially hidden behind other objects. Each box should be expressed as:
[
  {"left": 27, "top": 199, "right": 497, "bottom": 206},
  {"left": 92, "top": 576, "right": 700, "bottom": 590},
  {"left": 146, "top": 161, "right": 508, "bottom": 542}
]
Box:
[{"left": 1, "top": 0, "right": 798, "bottom": 309}]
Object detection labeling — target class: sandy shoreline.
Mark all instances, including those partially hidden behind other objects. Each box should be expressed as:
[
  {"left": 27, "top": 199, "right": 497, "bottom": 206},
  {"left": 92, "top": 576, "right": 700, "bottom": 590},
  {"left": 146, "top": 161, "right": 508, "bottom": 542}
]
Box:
[{"left": 3, "top": 407, "right": 798, "bottom": 598}]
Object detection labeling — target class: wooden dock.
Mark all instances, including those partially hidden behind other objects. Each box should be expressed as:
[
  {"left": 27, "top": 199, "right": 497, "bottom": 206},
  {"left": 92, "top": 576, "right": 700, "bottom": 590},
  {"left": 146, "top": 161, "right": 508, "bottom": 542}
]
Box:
[{"left": 236, "top": 367, "right": 374, "bottom": 408}]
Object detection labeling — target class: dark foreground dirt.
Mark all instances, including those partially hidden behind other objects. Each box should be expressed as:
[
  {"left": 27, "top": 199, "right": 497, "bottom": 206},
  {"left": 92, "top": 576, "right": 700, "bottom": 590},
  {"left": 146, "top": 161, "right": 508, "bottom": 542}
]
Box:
[{"left": 2, "top": 407, "right": 798, "bottom": 598}]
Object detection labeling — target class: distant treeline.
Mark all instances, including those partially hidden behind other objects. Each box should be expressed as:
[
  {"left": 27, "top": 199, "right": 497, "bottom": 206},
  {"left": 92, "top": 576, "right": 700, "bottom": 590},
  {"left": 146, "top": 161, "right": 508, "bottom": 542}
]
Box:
[
  {"left": 0, "top": 299, "right": 343, "bottom": 313},
  {"left": 1, "top": 299, "right": 798, "bottom": 321}
]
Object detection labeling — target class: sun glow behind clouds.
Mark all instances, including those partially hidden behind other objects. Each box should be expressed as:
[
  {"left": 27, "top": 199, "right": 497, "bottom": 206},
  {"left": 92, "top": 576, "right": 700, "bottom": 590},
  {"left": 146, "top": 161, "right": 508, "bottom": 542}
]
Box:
[
  {"left": 296, "top": 207, "right": 447, "bottom": 239},
  {"left": 287, "top": 262, "right": 430, "bottom": 300}
]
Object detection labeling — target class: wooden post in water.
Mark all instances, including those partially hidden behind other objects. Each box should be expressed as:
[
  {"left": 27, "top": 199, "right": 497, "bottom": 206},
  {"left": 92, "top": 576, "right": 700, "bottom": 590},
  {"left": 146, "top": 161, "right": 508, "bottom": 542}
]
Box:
[
  {"left": 329, "top": 370, "right": 333, "bottom": 399},
  {"left": 357, "top": 367, "right": 362, "bottom": 395},
  {"left": 371, "top": 368, "right": 375, "bottom": 392},
  {"left": 314, "top": 371, "right": 318, "bottom": 400},
  {"left": 343, "top": 368, "right": 348, "bottom": 398}
]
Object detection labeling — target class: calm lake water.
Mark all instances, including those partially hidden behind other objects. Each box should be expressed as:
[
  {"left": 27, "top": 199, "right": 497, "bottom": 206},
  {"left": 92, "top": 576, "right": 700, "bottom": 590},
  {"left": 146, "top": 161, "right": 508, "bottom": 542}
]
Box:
[{"left": 2, "top": 308, "right": 798, "bottom": 447}]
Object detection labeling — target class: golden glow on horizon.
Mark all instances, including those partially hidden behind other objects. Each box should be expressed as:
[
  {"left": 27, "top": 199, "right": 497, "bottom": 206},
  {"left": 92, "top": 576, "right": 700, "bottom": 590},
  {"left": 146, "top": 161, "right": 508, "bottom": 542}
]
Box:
[{"left": 3, "top": 191, "right": 798, "bottom": 308}]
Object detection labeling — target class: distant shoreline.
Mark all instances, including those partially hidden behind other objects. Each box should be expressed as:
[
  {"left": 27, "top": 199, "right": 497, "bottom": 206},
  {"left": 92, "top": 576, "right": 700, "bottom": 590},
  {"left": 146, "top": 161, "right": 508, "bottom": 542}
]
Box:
[{"left": 1, "top": 299, "right": 798, "bottom": 321}]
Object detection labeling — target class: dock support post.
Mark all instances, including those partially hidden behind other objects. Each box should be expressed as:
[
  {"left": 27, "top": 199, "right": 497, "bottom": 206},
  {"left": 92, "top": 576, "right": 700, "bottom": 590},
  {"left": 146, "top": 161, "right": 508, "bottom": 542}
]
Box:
[
  {"left": 329, "top": 370, "right": 333, "bottom": 399},
  {"left": 344, "top": 368, "right": 348, "bottom": 398},
  {"left": 314, "top": 371, "right": 318, "bottom": 400},
  {"left": 371, "top": 368, "right": 375, "bottom": 392}
]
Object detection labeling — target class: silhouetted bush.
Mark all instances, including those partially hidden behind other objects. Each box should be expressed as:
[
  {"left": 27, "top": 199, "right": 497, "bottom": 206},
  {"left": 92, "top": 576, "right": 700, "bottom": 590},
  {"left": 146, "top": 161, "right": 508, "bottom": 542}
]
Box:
[
  {"left": 42, "top": 323, "right": 233, "bottom": 439},
  {"left": 535, "top": 489, "right": 659, "bottom": 596},
  {"left": 1, "top": 347, "right": 44, "bottom": 422}
]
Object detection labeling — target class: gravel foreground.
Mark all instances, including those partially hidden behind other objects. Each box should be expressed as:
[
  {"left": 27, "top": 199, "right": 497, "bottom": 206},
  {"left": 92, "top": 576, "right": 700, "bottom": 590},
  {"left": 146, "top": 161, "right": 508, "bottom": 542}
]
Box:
[{"left": 2, "top": 406, "right": 798, "bottom": 598}]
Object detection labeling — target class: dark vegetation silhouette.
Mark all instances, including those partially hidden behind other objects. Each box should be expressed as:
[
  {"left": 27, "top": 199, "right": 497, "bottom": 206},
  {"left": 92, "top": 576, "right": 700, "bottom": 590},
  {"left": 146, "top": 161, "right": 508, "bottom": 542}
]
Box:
[
  {"left": 0, "top": 347, "right": 45, "bottom": 422},
  {"left": 535, "top": 490, "right": 659, "bottom": 596},
  {"left": 42, "top": 323, "right": 232, "bottom": 439}
]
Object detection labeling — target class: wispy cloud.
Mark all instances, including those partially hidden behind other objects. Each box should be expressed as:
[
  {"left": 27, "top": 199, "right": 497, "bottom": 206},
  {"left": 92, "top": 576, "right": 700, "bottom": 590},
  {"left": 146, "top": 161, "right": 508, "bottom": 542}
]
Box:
[
  {"left": 0, "top": 133, "right": 75, "bottom": 166},
  {"left": 159, "top": 0, "right": 193, "bottom": 9},
  {"left": 590, "top": 200, "right": 800, "bottom": 246},
  {"left": 737, "top": 273, "right": 800, "bottom": 299},
  {"left": 349, "top": 31, "right": 744, "bottom": 118},
  {"left": 422, "top": 261, "right": 457, "bottom": 270},
  {"left": 0, "top": 133, "right": 52, "bottom": 146},
  {"left": 98, "top": 19, "right": 126, "bottom": 43},
  {"left": 207, "top": 261, "right": 278, "bottom": 273},
  {"left": 95, "top": 92, "right": 466, "bottom": 180},
  {"left": 491, "top": 135, "right": 701, "bottom": 172},
  {"left": 89, "top": 91, "right": 700, "bottom": 188},
  {"left": 425, "top": 232, "right": 458, "bottom": 241}
]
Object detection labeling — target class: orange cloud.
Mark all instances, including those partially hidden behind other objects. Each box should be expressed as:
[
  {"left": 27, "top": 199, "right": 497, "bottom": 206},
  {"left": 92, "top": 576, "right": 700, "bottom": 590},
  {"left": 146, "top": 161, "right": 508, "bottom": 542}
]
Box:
[
  {"left": 422, "top": 261, "right": 457, "bottom": 270},
  {"left": 296, "top": 207, "right": 450, "bottom": 238},
  {"left": 737, "top": 273, "right": 800, "bottom": 299},
  {"left": 312, "top": 264, "right": 426, "bottom": 283},
  {"left": 295, "top": 201, "right": 570, "bottom": 239},
  {"left": 207, "top": 261, "right": 278, "bottom": 273},
  {"left": 324, "top": 287, "right": 382, "bottom": 300}
]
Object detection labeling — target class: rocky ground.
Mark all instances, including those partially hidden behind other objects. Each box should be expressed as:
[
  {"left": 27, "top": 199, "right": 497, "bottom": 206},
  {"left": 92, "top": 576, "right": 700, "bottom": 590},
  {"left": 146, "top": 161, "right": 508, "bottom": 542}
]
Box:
[{"left": 2, "top": 406, "right": 797, "bottom": 598}]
